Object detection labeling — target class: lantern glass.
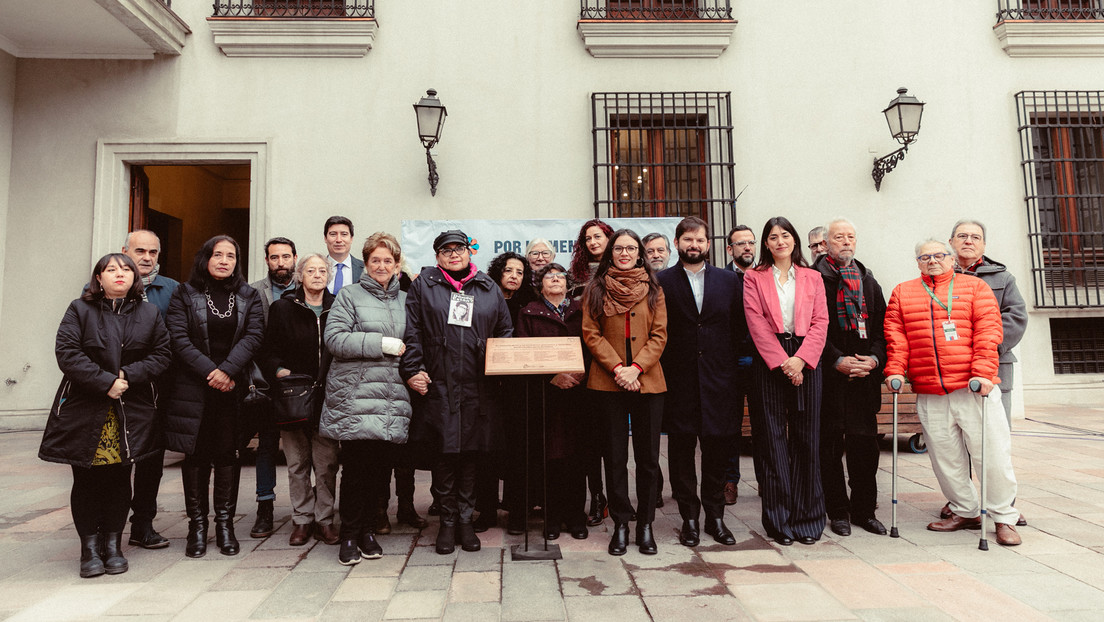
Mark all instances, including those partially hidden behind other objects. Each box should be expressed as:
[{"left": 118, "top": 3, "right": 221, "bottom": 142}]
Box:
[
  {"left": 414, "top": 89, "right": 447, "bottom": 148},
  {"left": 883, "top": 88, "right": 924, "bottom": 145}
]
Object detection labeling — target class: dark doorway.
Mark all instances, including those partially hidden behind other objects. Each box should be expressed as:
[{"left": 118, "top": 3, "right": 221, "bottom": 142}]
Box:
[{"left": 129, "top": 163, "right": 252, "bottom": 282}]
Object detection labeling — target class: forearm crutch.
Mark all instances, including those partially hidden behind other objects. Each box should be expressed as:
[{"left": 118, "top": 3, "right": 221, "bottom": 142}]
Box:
[
  {"left": 969, "top": 379, "right": 988, "bottom": 552},
  {"left": 890, "top": 377, "right": 902, "bottom": 538}
]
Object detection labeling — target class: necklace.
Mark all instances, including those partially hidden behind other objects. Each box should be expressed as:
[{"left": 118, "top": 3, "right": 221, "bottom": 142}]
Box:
[{"left": 205, "top": 289, "right": 236, "bottom": 319}]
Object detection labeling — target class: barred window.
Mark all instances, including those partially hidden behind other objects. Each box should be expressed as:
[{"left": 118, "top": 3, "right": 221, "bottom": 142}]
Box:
[
  {"left": 998, "top": 0, "right": 1104, "bottom": 20},
  {"left": 1016, "top": 91, "right": 1104, "bottom": 307},
  {"left": 1051, "top": 317, "right": 1104, "bottom": 373},
  {"left": 591, "top": 92, "right": 737, "bottom": 265},
  {"left": 581, "top": 0, "right": 732, "bottom": 20},
  {"left": 213, "top": 0, "right": 374, "bottom": 18}
]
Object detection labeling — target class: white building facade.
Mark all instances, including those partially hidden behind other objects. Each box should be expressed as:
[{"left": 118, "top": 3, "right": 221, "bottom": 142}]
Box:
[{"left": 1, "top": 0, "right": 1102, "bottom": 426}]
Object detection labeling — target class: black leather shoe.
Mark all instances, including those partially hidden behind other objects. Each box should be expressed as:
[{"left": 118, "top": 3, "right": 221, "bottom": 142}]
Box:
[
  {"left": 608, "top": 522, "right": 629, "bottom": 556},
  {"left": 506, "top": 513, "right": 526, "bottom": 535},
  {"left": 797, "top": 536, "right": 817, "bottom": 545},
  {"left": 435, "top": 524, "right": 456, "bottom": 555},
  {"left": 855, "top": 517, "right": 887, "bottom": 536},
  {"left": 636, "top": 523, "right": 657, "bottom": 555},
  {"left": 704, "top": 518, "right": 736, "bottom": 545},
  {"left": 587, "top": 493, "right": 608, "bottom": 526},
  {"left": 1016, "top": 513, "right": 1028, "bottom": 527},
  {"left": 397, "top": 503, "right": 429, "bottom": 530},
  {"left": 544, "top": 526, "right": 561, "bottom": 541},
  {"left": 472, "top": 511, "right": 496, "bottom": 533},
  {"left": 774, "top": 535, "right": 793, "bottom": 546},
  {"left": 129, "top": 521, "right": 170, "bottom": 549},
  {"left": 569, "top": 524, "right": 588, "bottom": 540},
  {"left": 679, "top": 519, "right": 700, "bottom": 547},
  {"left": 79, "top": 534, "right": 105, "bottom": 578},
  {"left": 250, "top": 500, "right": 275, "bottom": 538},
  {"left": 830, "top": 518, "right": 852, "bottom": 536},
  {"left": 457, "top": 522, "right": 481, "bottom": 552}
]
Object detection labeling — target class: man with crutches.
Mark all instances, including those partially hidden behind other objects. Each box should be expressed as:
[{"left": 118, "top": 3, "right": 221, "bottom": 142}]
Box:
[{"left": 883, "top": 239, "right": 1022, "bottom": 547}]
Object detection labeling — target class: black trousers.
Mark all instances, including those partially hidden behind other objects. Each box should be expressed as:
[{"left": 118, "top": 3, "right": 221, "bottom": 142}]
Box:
[
  {"left": 339, "top": 439, "right": 401, "bottom": 539},
  {"left": 71, "top": 463, "right": 131, "bottom": 536},
  {"left": 668, "top": 433, "right": 735, "bottom": 522},
  {"left": 599, "top": 391, "right": 663, "bottom": 525},
  {"left": 130, "top": 449, "right": 164, "bottom": 524},
  {"left": 821, "top": 430, "right": 880, "bottom": 521},
  {"left": 749, "top": 336, "right": 825, "bottom": 540},
  {"left": 433, "top": 452, "right": 480, "bottom": 524}
]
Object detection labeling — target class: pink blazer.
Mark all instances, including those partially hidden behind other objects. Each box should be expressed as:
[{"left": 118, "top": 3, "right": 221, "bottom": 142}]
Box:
[{"left": 742, "top": 265, "right": 828, "bottom": 370}]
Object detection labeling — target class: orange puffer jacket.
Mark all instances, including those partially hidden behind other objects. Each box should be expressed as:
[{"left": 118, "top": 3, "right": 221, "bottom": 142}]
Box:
[{"left": 884, "top": 271, "right": 1002, "bottom": 395}]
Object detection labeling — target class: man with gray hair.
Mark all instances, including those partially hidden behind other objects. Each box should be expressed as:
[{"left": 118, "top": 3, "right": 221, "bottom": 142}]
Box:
[
  {"left": 884, "top": 238, "right": 1021, "bottom": 546},
  {"left": 642, "top": 232, "right": 671, "bottom": 272},
  {"left": 814, "top": 219, "right": 888, "bottom": 536},
  {"left": 807, "top": 226, "right": 828, "bottom": 261},
  {"left": 120, "top": 230, "right": 179, "bottom": 549}
]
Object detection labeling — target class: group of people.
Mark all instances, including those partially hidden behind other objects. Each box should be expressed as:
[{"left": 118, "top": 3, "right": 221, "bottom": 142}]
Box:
[{"left": 42, "top": 212, "right": 1028, "bottom": 578}]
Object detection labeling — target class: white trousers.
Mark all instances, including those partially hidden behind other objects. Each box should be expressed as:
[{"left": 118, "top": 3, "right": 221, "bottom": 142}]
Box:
[{"left": 916, "top": 387, "right": 1019, "bottom": 525}]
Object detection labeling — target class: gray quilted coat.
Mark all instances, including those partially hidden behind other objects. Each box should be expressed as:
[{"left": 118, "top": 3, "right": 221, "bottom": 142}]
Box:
[{"left": 318, "top": 273, "right": 411, "bottom": 442}]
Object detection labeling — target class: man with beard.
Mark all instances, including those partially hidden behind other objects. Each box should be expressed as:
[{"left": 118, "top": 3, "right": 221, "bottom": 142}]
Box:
[
  {"left": 657, "top": 217, "right": 747, "bottom": 547},
  {"left": 808, "top": 227, "right": 828, "bottom": 261},
  {"left": 813, "top": 219, "right": 888, "bottom": 537},
  {"left": 120, "top": 230, "right": 179, "bottom": 549},
  {"left": 723, "top": 225, "right": 759, "bottom": 504},
  {"left": 247, "top": 237, "right": 299, "bottom": 540}
]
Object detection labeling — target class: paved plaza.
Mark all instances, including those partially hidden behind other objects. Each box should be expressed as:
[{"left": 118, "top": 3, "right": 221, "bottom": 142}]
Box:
[{"left": 1, "top": 404, "right": 1103, "bottom": 621}]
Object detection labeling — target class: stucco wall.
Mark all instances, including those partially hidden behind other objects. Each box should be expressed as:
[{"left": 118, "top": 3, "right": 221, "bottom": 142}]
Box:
[{"left": 1, "top": 1, "right": 1101, "bottom": 422}]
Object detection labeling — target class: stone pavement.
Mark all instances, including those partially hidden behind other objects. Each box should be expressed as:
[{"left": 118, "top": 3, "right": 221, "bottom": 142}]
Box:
[{"left": 2, "top": 403, "right": 1104, "bottom": 621}]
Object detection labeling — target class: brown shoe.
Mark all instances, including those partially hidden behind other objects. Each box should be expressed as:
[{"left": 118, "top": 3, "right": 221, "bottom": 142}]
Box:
[
  {"left": 289, "top": 523, "right": 312, "bottom": 546},
  {"left": 372, "top": 509, "right": 392, "bottom": 535},
  {"left": 996, "top": 523, "right": 1022, "bottom": 546},
  {"left": 316, "top": 523, "right": 340, "bottom": 545},
  {"left": 927, "top": 513, "right": 981, "bottom": 532},
  {"left": 723, "top": 481, "right": 738, "bottom": 506},
  {"left": 939, "top": 502, "right": 952, "bottom": 519}
]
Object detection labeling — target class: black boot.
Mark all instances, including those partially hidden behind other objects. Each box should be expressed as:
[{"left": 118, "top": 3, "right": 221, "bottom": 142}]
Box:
[
  {"left": 213, "top": 465, "right": 240, "bottom": 556},
  {"left": 100, "top": 532, "right": 128, "bottom": 574},
  {"left": 435, "top": 522, "right": 456, "bottom": 555},
  {"left": 608, "top": 521, "right": 629, "bottom": 556},
  {"left": 636, "top": 522, "right": 657, "bottom": 555},
  {"left": 250, "top": 499, "right": 274, "bottom": 538},
  {"left": 587, "top": 492, "right": 608, "bottom": 526},
  {"left": 129, "top": 519, "right": 169, "bottom": 549},
  {"left": 457, "top": 522, "right": 481, "bottom": 552},
  {"left": 79, "top": 534, "right": 105, "bottom": 578},
  {"left": 183, "top": 464, "right": 210, "bottom": 558},
  {"left": 397, "top": 502, "right": 428, "bottom": 530}
]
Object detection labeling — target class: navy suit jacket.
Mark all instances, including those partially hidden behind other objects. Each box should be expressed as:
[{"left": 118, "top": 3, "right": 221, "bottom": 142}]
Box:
[{"left": 657, "top": 262, "right": 748, "bottom": 437}]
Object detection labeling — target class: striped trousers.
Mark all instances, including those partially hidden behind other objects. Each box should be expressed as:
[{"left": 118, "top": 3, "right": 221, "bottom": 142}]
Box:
[{"left": 748, "top": 336, "right": 826, "bottom": 540}]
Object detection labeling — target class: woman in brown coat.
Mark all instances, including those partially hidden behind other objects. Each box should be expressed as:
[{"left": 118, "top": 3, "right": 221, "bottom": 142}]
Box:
[{"left": 581, "top": 229, "right": 667, "bottom": 556}]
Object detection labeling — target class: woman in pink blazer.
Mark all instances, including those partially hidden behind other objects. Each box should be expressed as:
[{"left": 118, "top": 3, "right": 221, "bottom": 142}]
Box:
[{"left": 743, "top": 216, "right": 828, "bottom": 546}]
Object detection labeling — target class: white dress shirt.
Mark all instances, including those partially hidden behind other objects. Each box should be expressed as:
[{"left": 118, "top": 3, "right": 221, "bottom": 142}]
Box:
[
  {"left": 683, "top": 264, "right": 706, "bottom": 313},
  {"left": 772, "top": 264, "right": 796, "bottom": 334}
]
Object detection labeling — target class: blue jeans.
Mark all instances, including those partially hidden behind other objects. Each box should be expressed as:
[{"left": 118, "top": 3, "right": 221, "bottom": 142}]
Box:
[{"left": 255, "top": 425, "right": 279, "bottom": 502}]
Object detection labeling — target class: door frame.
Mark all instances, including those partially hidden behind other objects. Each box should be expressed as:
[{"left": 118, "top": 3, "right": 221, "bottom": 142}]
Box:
[{"left": 92, "top": 139, "right": 270, "bottom": 281}]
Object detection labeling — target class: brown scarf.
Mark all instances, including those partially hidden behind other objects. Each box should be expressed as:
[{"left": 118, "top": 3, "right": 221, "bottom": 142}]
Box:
[{"left": 602, "top": 267, "right": 649, "bottom": 316}]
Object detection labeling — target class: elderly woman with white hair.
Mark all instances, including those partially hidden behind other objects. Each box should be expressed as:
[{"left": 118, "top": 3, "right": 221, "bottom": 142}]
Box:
[
  {"left": 525, "top": 238, "right": 556, "bottom": 278},
  {"left": 259, "top": 253, "right": 340, "bottom": 547}
]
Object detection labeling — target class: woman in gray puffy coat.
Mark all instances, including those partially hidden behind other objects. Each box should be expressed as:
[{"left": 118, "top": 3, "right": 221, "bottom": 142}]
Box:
[{"left": 320, "top": 232, "right": 411, "bottom": 566}]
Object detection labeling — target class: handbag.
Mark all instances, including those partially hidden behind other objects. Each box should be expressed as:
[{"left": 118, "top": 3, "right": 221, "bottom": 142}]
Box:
[
  {"left": 272, "top": 373, "right": 318, "bottom": 428},
  {"left": 242, "top": 362, "right": 271, "bottom": 407}
]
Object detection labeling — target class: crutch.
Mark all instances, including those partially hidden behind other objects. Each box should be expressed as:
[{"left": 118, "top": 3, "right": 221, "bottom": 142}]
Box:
[
  {"left": 889, "top": 377, "right": 902, "bottom": 538},
  {"left": 969, "top": 379, "right": 988, "bottom": 552}
]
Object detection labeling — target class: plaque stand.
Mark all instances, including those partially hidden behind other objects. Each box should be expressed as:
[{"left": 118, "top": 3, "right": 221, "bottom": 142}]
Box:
[{"left": 510, "top": 379, "right": 562, "bottom": 561}]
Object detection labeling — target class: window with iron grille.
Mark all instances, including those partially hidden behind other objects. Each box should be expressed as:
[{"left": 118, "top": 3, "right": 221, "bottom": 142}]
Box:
[
  {"left": 1016, "top": 91, "right": 1104, "bottom": 308},
  {"left": 592, "top": 92, "right": 736, "bottom": 266},
  {"left": 1051, "top": 317, "right": 1104, "bottom": 373},
  {"left": 998, "top": 0, "right": 1104, "bottom": 20},
  {"left": 213, "top": 0, "right": 373, "bottom": 18},
  {"left": 580, "top": 0, "right": 732, "bottom": 20}
]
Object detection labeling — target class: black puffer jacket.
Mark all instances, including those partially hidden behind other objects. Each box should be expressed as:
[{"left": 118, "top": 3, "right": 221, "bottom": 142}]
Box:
[
  {"left": 259, "top": 286, "right": 334, "bottom": 382},
  {"left": 163, "top": 282, "right": 264, "bottom": 454},
  {"left": 400, "top": 266, "right": 513, "bottom": 453},
  {"left": 40, "top": 297, "right": 171, "bottom": 467}
]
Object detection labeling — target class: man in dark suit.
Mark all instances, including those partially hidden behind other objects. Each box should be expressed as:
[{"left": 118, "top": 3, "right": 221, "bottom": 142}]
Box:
[
  {"left": 658, "top": 217, "right": 748, "bottom": 547},
  {"left": 722, "top": 225, "right": 759, "bottom": 504},
  {"left": 813, "top": 219, "right": 888, "bottom": 537},
  {"left": 324, "top": 215, "right": 364, "bottom": 294}
]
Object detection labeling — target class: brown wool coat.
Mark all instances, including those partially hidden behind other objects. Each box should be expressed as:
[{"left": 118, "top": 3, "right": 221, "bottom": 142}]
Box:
[{"left": 581, "top": 289, "right": 668, "bottom": 394}]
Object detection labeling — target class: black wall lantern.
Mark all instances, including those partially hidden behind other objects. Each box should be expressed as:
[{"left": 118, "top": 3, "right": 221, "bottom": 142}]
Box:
[
  {"left": 872, "top": 87, "right": 925, "bottom": 191},
  {"left": 414, "top": 89, "right": 448, "bottom": 196}
]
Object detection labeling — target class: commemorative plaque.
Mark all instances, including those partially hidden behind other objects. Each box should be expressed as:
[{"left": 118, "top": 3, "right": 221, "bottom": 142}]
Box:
[{"left": 484, "top": 337, "right": 585, "bottom": 376}]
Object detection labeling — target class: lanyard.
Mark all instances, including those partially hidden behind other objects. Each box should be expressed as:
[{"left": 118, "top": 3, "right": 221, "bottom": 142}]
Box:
[{"left": 922, "top": 274, "right": 953, "bottom": 316}]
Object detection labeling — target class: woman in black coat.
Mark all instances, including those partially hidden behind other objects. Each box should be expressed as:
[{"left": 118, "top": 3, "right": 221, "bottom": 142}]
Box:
[
  {"left": 165, "top": 236, "right": 264, "bottom": 558},
  {"left": 41, "top": 253, "right": 171, "bottom": 578},
  {"left": 516, "top": 263, "right": 589, "bottom": 540}
]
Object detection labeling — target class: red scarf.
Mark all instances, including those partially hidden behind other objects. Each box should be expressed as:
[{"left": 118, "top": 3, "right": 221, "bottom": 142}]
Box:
[{"left": 826, "top": 255, "right": 865, "bottom": 332}]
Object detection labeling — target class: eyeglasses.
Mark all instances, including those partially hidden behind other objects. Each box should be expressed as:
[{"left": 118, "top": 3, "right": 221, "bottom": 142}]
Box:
[
  {"left": 612, "top": 246, "right": 639, "bottom": 254},
  {"left": 528, "top": 250, "right": 552, "bottom": 258},
  {"left": 437, "top": 246, "right": 468, "bottom": 257},
  {"left": 916, "top": 253, "right": 950, "bottom": 262},
  {"left": 543, "top": 272, "right": 567, "bottom": 280},
  {"left": 729, "top": 241, "right": 756, "bottom": 247},
  {"left": 954, "top": 233, "right": 983, "bottom": 243},
  {"left": 809, "top": 242, "right": 827, "bottom": 250}
]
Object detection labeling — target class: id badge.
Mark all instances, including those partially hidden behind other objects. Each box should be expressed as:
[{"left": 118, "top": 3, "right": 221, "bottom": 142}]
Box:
[
  {"left": 448, "top": 292, "right": 474, "bottom": 327},
  {"left": 857, "top": 318, "right": 868, "bottom": 340},
  {"left": 942, "top": 320, "right": 958, "bottom": 342}
]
